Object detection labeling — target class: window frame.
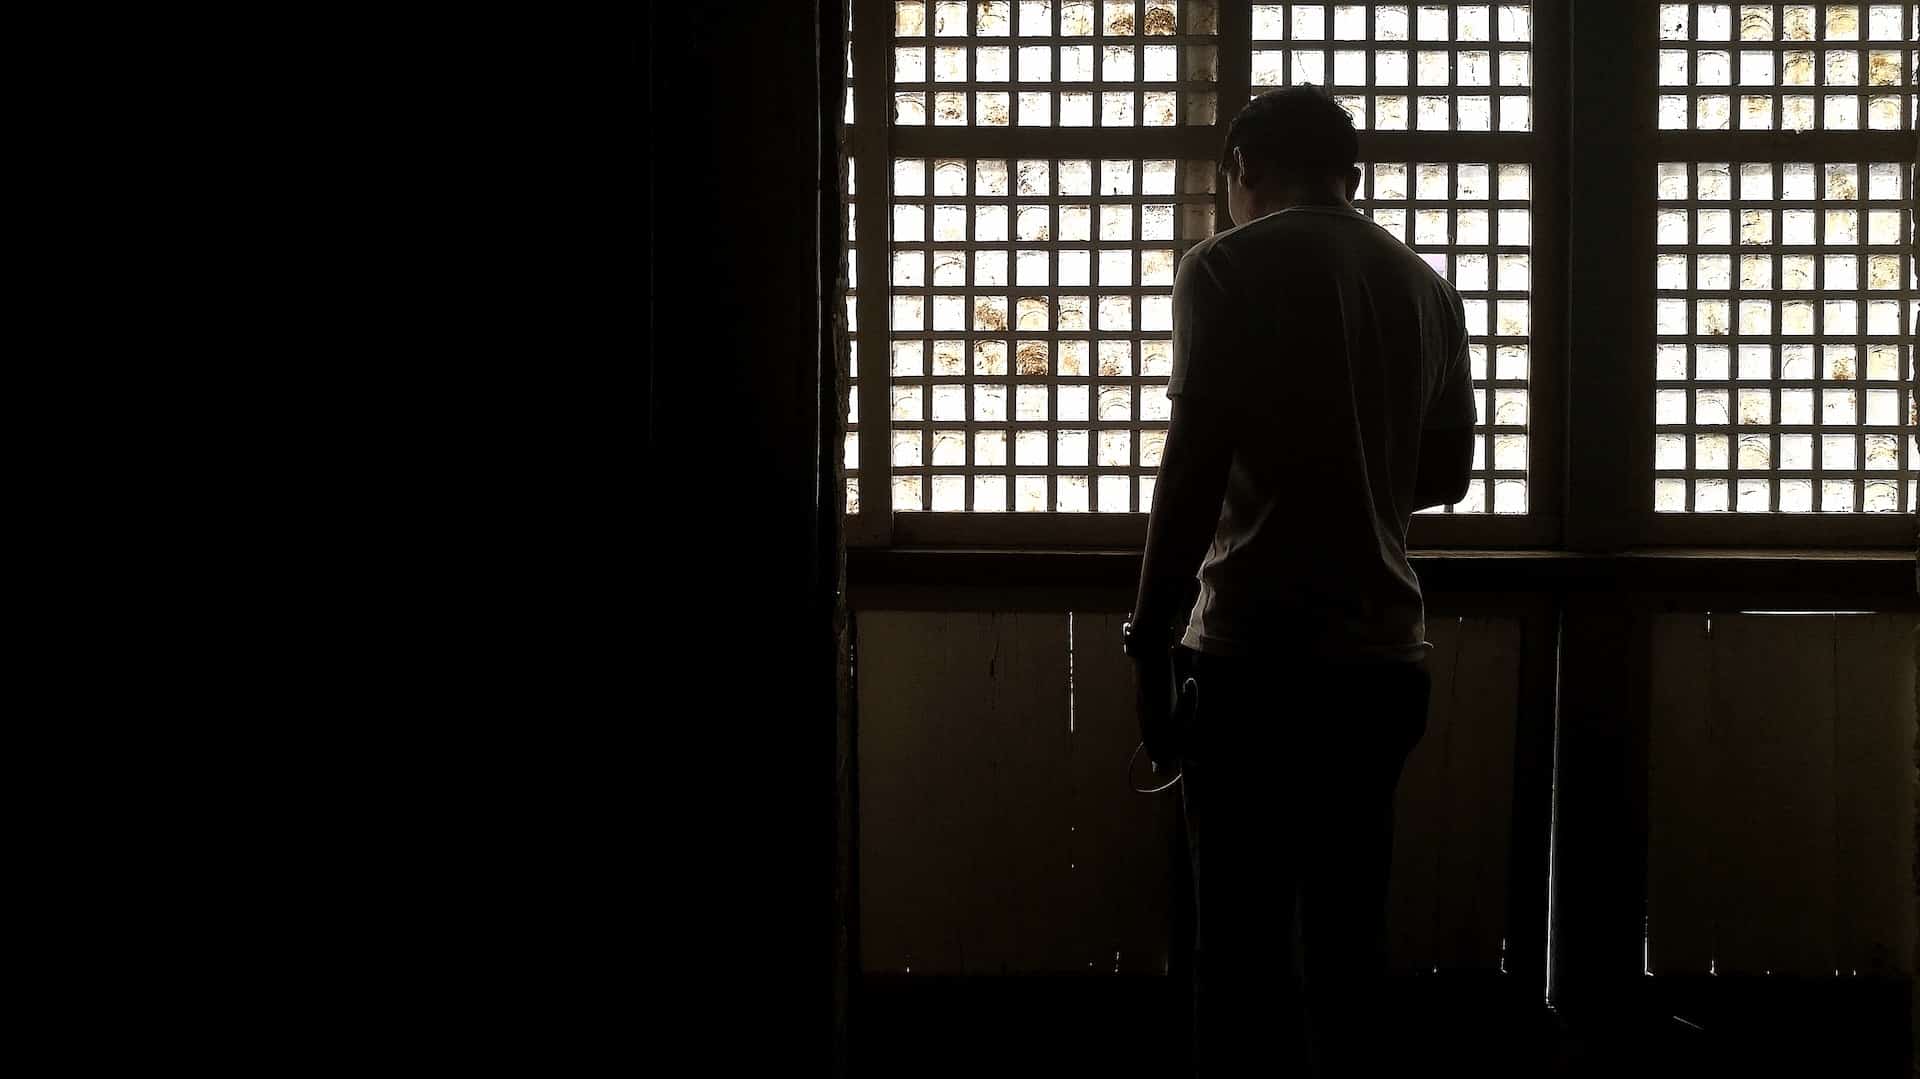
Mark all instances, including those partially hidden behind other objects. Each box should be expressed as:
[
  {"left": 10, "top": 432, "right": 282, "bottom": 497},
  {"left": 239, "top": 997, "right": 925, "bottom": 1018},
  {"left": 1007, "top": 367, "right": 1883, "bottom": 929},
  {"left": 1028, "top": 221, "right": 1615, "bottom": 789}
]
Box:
[{"left": 847, "top": 0, "right": 1911, "bottom": 552}]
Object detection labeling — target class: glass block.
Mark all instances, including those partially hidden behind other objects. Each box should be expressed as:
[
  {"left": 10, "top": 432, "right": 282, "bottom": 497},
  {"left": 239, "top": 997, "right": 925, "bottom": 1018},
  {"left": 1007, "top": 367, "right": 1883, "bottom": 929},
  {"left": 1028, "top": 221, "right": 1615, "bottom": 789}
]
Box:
[
  {"left": 932, "top": 1, "right": 967, "bottom": 34},
  {"left": 1695, "top": 479, "right": 1730, "bottom": 511},
  {"left": 1015, "top": 476, "right": 1048, "bottom": 512},
  {"left": 1861, "top": 481, "right": 1898, "bottom": 512},
  {"left": 1055, "top": 429, "right": 1089, "bottom": 467},
  {"left": 894, "top": 475, "right": 926, "bottom": 511},
  {"left": 897, "top": 1, "right": 928, "bottom": 36},
  {"left": 1015, "top": 430, "right": 1049, "bottom": 465},
  {"left": 1657, "top": 434, "right": 1688, "bottom": 468},
  {"left": 972, "top": 475, "right": 1006, "bottom": 512},
  {"left": 975, "top": 431, "right": 1008, "bottom": 466},
  {"left": 894, "top": 428, "right": 925, "bottom": 466}
]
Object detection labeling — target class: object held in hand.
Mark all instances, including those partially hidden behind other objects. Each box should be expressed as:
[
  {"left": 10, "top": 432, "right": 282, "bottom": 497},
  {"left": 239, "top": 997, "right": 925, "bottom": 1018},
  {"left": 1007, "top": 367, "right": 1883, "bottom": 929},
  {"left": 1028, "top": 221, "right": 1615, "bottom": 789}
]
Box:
[
  {"left": 1129, "top": 739, "right": 1183, "bottom": 794},
  {"left": 1129, "top": 675, "right": 1197, "bottom": 794}
]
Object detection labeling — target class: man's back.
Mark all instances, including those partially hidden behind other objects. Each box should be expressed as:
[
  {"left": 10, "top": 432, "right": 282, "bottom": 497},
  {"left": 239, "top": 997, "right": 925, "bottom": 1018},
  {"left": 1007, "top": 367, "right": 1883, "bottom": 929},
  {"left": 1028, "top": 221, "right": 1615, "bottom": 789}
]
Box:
[{"left": 1166, "top": 205, "right": 1474, "bottom": 662}]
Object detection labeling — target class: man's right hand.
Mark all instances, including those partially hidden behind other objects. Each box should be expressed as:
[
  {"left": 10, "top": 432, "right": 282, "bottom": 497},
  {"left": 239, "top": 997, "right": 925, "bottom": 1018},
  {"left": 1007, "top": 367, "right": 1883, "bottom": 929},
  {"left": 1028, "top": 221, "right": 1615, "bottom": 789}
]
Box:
[{"left": 1130, "top": 647, "right": 1180, "bottom": 770}]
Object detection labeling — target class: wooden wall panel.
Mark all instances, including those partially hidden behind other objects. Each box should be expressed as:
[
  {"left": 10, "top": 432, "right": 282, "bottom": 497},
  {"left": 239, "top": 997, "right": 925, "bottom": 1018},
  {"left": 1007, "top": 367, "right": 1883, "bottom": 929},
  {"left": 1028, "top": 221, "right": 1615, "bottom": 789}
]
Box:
[
  {"left": 857, "top": 611, "right": 1073, "bottom": 974},
  {"left": 857, "top": 610, "right": 987, "bottom": 974},
  {"left": 1647, "top": 613, "right": 1916, "bottom": 980},
  {"left": 1388, "top": 616, "right": 1523, "bottom": 973},
  {"left": 1714, "top": 614, "right": 1837, "bottom": 976},
  {"left": 981, "top": 612, "right": 1080, "bottom": 973},
  {"left": 1646, "top": 613, "right": 1718, "bottom": 975},
  {"left": 1432, "top": 616, "right": 1523, "bottom": 969},
  {"left": 859, "top": 610, "right": 1528, "bottom": 978},
  {"left": 1832, "top": 615, "right": 1917, "bottom": 977},
  {"left": 1066, "top": 612, "right": 1176, "bottom": 975}
]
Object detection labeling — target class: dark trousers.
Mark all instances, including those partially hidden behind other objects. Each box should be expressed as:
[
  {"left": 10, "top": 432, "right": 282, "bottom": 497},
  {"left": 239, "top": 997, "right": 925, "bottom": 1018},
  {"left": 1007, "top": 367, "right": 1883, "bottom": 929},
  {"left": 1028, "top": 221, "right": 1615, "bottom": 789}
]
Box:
[{"left": 1179, "top": 650, "right": 1430, "bottom": 1078}]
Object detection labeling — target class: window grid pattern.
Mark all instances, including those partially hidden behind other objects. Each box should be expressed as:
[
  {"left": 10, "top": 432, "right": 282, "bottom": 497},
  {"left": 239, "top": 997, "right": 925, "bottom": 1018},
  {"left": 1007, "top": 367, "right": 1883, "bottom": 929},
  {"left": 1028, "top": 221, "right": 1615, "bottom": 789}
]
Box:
[
  {"left": 865, "top": 2, "right": 1553, "bottom": 523},
  {"left": 1358, "top": 161, "right": 1536, "bottom": 515},
  {"left": 1654, "top": 160, "right": 1917, "bottom": 514},
  {"left": 1250, "top": 3, "right": 1536, "bottom": 131},
  {"left": 890, "top": 0, "right": 1223, "bottom": 128},
  {"left": 886, "top": 156, "right": 1216, "bottom": 512},
  {"left": 1656, "top": 3, "right": 1920, "bottom": 131}
]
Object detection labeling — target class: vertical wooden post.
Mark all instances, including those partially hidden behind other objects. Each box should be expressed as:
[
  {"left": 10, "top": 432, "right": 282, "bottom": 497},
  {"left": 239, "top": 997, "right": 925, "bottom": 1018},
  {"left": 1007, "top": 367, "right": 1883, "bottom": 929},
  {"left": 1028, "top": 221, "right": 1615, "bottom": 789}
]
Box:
[
  {"left": 1549, "top": 595, "right": 1654, "bottom": 1019},
  {"left": 1555, "top": 0, "right": 1659, "bottom": 1033},
  {"left": 1504, "top": 597, "right": 1563, "bottom": 993}
]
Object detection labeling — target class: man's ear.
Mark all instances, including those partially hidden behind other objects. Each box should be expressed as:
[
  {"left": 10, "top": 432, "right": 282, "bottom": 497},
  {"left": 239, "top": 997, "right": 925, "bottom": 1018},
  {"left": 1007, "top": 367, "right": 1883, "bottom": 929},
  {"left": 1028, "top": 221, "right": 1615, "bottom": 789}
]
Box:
[
  {"left": 1345, "top": 165, "right": 1362, "bottom": 200},
  {"left": 1231, "top": 146, "right": 1252, "bottom": 189}
]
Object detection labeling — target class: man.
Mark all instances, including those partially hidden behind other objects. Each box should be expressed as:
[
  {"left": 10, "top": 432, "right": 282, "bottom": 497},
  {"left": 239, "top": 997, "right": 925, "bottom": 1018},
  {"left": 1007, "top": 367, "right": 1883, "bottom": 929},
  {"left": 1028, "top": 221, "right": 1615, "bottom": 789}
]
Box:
[{"left": 1124, "top": 87, "right": 1476, "bottom": 1077}]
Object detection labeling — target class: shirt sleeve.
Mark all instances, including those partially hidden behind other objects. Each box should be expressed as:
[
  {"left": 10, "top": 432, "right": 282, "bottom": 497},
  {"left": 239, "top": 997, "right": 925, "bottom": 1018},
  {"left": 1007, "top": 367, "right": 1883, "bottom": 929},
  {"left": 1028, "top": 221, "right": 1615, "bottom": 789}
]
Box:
[
  {"left": 1424, "top": 292, "right": 1477, "bottom": 430},
  {"left": 1165, "top": 246, "right": 1234, "bottom": 401}
]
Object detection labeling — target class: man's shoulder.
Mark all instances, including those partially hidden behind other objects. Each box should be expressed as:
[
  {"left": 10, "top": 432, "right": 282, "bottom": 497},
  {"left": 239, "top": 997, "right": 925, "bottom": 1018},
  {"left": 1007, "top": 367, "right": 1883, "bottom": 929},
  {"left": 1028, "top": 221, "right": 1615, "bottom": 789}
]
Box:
[
  {"left": 1178, "top": 214, "right": 1310, "bottom": 286},
  {"left": 1179, "top": 227, "right": 1232, "bottom": 268}
]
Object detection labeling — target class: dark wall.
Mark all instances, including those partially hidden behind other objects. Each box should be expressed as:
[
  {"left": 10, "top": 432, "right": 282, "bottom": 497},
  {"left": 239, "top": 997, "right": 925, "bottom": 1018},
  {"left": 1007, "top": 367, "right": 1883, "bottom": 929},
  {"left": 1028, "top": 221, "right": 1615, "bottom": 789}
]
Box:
[{"left": 648, "top": 3, "right": 846, "bottom": 1072}]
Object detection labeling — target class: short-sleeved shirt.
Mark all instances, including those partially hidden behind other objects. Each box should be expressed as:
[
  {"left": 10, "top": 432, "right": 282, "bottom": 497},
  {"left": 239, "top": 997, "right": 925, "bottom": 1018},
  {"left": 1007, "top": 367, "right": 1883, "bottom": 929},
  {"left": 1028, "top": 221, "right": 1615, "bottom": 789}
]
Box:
[{"left": 1167, "top": 205, "right": 1473, "bottom": 663}]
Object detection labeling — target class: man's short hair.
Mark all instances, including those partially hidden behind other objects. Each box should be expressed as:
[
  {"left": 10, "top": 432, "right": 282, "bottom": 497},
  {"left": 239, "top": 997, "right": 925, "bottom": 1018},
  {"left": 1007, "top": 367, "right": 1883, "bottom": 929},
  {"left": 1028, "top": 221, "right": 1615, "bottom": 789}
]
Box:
[{"left": 1220, "top": 87, "right": 1359, "bottom": 182}]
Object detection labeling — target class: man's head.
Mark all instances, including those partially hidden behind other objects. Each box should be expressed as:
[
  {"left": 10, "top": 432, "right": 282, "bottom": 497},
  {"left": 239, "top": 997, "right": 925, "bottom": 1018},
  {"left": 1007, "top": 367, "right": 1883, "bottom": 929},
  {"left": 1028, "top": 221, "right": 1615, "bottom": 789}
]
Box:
[{"left": 1219, "top": 87, "right": 1362, "bottom": 225}]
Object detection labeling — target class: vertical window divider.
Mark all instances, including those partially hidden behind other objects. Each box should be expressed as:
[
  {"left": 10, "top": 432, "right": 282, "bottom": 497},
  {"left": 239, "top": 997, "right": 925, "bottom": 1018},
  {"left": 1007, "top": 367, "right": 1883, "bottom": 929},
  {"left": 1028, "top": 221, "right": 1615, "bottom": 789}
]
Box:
[
  {"left": 855, "top": 0, "right": 898, "bottom": 544},
  {"left": 1527, "top": 0, "right": 1571, "bottom": 547},
  {"left": 1567, "top": 0, "right": 1658, "bottom": 551}
]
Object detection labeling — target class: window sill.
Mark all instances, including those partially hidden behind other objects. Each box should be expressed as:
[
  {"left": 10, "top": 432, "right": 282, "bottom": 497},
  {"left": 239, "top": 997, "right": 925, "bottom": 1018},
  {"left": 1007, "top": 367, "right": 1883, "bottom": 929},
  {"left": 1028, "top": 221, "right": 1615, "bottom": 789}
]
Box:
[{"left": 845, "top": 547, "right": 1917, "bottom": 609}]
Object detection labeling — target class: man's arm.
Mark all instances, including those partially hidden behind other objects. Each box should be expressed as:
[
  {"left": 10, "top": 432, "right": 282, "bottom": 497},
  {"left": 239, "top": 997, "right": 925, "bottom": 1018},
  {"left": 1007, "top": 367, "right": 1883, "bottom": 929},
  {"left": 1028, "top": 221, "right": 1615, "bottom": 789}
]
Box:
[
  {"left": 1413, "top": 315, "right": 1477, "bottom": 510},
  {"left": 1129, "top": 393, "right": 1233, "bottom": 769},
  {"left": 1126, "top": 249, "right": 1235, "bottom": 769},
  {"left": 1130, "top": 394, "right": 1234, "bottom": 637},
  {"left": 1130, "top": 247, "right": 1237, "bottom": 639}
]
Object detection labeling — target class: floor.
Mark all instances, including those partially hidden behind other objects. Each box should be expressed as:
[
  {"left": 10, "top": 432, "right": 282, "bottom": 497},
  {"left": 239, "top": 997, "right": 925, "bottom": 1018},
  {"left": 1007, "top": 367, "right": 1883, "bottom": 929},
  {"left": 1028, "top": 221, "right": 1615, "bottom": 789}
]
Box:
[{"left": 852, "top": 973, "right": 1913, "bottom": 1077}]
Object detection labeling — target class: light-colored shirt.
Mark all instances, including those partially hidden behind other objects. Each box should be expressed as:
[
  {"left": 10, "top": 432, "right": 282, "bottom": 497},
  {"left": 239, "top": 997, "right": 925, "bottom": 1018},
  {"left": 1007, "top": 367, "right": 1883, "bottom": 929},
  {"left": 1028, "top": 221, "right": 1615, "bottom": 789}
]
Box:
[{"left": 1166, "top": 205, "right": 1475, "bottom": 663}]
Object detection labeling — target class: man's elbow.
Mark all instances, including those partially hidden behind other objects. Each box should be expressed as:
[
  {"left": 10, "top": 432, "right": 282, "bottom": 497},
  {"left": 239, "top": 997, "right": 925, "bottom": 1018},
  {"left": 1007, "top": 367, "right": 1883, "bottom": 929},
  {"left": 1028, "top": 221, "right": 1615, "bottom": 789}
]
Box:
[
  {"left": 1414, "top": 471, "right": 1472, "bottom": 511},
  {"left": 1414, "top": 428, "right": 1476, "bottom": 510}
]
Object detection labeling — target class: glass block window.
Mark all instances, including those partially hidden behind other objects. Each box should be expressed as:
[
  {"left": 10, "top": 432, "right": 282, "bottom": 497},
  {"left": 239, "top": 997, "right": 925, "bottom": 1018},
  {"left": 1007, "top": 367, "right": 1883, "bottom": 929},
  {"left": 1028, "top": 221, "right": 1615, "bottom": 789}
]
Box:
[
  {"left": 850, "top": 0, "right": 1558, "bottom": 534},
  {"left": 1657, "top": 4, "right": 1919, "bottom": 131},
  {"left": 891, "top": 0, "right": 1221, "bottom": 128},
  {"left": 1361, "top": 162, "right": 1536, "bottom": 515},
  {"left": 886, "top": 156, "right": 1217, "bottom": 511},
  {"left": 1654, "top": 160, "right": 1917, "bottom": 513},
  {"left": 1250, "top": 3, "right": 1536, "bottom": 131}
]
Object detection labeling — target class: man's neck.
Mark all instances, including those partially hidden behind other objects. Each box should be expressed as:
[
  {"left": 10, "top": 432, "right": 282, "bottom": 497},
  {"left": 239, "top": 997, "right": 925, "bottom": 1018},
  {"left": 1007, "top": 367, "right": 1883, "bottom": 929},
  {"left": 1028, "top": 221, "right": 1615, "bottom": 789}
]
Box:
[{"left": 1246, "top": 188, "right": 1354, "bottom": 221}]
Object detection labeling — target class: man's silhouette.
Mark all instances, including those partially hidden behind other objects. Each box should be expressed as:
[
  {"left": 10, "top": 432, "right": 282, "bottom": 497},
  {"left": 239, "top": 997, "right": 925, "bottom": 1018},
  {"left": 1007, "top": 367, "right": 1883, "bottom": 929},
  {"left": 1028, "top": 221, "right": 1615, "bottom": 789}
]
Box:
[{"left": 1125, "top": 87, "right": 1475, "bottom": 1078}]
